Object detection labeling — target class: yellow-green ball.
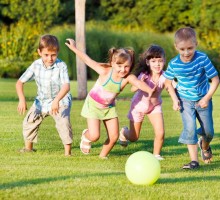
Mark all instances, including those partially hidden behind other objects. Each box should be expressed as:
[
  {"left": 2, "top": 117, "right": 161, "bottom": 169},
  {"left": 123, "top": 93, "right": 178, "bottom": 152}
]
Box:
[{"left": 125, "top": 151, "right": 161, "bottom": 185}]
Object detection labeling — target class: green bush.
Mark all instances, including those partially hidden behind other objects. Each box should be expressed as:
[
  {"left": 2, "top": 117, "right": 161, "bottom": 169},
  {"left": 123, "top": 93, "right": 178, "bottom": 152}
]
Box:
[
  {"left": 52, "top": 26, "right": 176, "bottom": 80},
  {"left": 1, "top": 23, "right": 219, "bottom": 80}
]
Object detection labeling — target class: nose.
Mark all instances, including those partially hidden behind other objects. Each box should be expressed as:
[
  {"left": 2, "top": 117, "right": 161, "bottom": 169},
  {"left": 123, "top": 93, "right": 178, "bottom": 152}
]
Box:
[
  {"left": 184, "top": 49, "right": 189, "bottom": 55},
  {"left": 121, "top": 67, "right": 125, "bottom": 73}
]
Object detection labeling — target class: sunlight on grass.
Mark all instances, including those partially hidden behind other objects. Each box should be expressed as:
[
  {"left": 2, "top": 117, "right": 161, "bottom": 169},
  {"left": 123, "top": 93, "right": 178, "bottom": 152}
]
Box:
[{"left": 0, "top": 79, "right": 220, "bottom": 200}]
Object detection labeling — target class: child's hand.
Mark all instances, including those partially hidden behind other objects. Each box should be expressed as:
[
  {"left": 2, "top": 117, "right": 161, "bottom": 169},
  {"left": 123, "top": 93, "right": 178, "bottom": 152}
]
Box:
[
  {"left": 197, "top": 98, "right": 208, "bottom": 108},
  {"left": 65, "top": 39, "right": 76, "bottom": 51},
  {"left": 173, "top": 100, "right": 181, "bottom": 111},
  {"left": 51, "top": 100, "right": 59, "bottom": 115},
  {"left": 17, "top": 101, "right": 27, "bottom": 115}
]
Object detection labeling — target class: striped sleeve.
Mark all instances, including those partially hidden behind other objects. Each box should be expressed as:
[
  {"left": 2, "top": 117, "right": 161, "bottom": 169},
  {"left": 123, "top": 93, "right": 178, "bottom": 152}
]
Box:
[
  {"left": 203, "top": 55, "right": 218, "bottom": 79},
  {"left": 163, "top": 63, "right": 175, "bottom": 80}
]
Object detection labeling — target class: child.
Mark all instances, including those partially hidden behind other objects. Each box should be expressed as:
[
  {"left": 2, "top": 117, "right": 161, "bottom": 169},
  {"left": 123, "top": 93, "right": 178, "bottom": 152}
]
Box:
[
  {"left": 65, "top": 39, "right": 156, "bottom": 159},
  {"left": 119, "top": 45, "right": 166, "bottom": 161},
  {"left": 164, "top": 27, "right": 219, "bottom": 169},
  {"left": 16, "top": 34, "right": 73, "bottom": 156}
]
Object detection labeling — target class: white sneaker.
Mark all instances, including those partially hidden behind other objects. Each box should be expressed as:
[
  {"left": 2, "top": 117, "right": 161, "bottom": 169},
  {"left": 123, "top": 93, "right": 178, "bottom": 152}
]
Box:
[
  {"left": 154, "top": 155, "right": 164, "bottom": 160},
  {"left": 119, "top": 127, "right": 129, "bottom": 147}
]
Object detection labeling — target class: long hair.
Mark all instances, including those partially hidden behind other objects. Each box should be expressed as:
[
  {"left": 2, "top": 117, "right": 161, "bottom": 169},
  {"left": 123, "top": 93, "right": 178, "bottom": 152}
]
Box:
[{"left": 134, "top": 44, "right": 165, "bottom": 76}]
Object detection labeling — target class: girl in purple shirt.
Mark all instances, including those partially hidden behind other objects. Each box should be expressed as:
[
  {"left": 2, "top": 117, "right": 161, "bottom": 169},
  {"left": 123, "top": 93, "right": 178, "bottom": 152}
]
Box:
[{"left": 119, "top": 45, "right": 166, "bottom": 160}]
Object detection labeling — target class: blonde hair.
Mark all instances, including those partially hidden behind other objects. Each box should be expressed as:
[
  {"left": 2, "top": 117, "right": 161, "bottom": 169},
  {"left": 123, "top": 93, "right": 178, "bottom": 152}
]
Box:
[
  {"left": 108, "top": 47, "right": 135, "bottom": 72},
  {"left": 174, "top": 27, "right": 197, "bottom": 44},
  {"left": 38, "top": 34, "right": 59, "bottom": 52}
]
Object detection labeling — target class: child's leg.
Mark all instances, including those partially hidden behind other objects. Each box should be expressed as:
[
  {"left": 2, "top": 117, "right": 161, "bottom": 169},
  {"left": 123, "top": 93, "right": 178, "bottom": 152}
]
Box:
[
  {"left": 99, "top": 117, "right": 119, "bottom": 158},
  {"left": 118, "top": 121, "right": 142, "bottom": 147},
  {"left": 127, "top": 121, "right": 142, "bottom": 142},
  {"left": 187, "top": 144, "right": 198, "bottom": 162},
  {"left": 196, "top": 100, "right": 214, "bottom": 162},
  {"left": 64, "top": 144, "right": 72, "bottom": 156},
  {"left": 22, "top": 106, "right": 44, "bottom": 151},
  {"left": 147, "top": 113, "right": 164, "bottom": 156},
  {"left": 24, "top": 140, "right": 33, "bottom": 150},
  {"left": 52, "top": 106, "right": 73, "bottom": 156},
  {"left": 80, "top": 118, "right": 101, "bottom": 154}
]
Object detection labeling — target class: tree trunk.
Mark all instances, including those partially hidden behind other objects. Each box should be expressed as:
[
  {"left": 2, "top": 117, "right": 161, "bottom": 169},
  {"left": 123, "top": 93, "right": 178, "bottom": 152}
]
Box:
[{"left": 75, "top": 0, "right": 87, "bottom": 99}]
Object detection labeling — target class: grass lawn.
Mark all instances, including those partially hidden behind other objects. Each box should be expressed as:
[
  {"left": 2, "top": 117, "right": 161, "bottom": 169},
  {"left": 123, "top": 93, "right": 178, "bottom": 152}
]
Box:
[{"left": 0, "top": 78, "right": 220, "bottom": 200}]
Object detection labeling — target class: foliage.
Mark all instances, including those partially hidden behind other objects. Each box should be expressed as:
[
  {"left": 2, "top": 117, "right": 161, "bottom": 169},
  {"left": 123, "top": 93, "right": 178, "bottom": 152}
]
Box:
[
  {"left": 0, "top": 20, "right": 43, "bottom": 78},
  {"left": 0, "top": 0, "right": 60, "bottom": 28},
  {"left": 100, "top": 0, "right": 220, "bottom": 51},
  {"left": 0, "top": 0, "right": 220, "bottom": 79},
  {"left": 50, "top": 26, "right": 175, "bottom": 80},
  {"left": 0, "top": 79, "right": 220, "bottom": 199}
]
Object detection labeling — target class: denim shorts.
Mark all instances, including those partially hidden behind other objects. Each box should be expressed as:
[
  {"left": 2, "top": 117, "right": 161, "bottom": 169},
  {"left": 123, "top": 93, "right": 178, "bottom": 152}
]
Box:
[{"left": 178, "top": 98, "right": 214, "bottom": 145}]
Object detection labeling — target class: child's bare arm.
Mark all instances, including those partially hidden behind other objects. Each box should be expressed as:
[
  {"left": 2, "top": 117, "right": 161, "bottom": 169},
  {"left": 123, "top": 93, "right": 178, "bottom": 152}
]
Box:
[
  {"left": 51, "top": 83, "right": 70, "bottom": 115},
  {"left": 197, "top": 75, "right": 219, "bottom": 108},
  {"left": 130, "top": 74, "right": 145, "bottom": 92},
  {"left": 164, "top": 79, "right": 180, "bottom": 111},
  {"left": 16, "top": 80, "right": 27, "bottom": 115},
  {"left": 127, "top": 74, "right": 156, "bottom": 97},
  {"left": 65, "top": 39, "right": 107, "bottom": 75}
]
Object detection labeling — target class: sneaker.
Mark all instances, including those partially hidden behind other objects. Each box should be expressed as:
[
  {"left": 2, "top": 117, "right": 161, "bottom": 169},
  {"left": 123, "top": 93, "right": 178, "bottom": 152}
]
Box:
[
  {"left": 19, "top": 148, "right": 36, "bottom": 153},
  {"left": 198, "top": 137, "right": 212, "bottom": 163},
  {"left": 182, "top": 161, "right": 199, "bottom": 169},
  {"left": 119, "top": 127, "right": 129, "bottom": 147},
  {"left": 154, "top": 155, "right": 164, "bottom": 161}
]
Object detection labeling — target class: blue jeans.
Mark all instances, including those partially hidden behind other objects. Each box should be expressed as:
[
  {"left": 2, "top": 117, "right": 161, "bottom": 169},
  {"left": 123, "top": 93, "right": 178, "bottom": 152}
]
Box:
[{"left": 178, "top": 98, "right": 214, "bottom": 145}]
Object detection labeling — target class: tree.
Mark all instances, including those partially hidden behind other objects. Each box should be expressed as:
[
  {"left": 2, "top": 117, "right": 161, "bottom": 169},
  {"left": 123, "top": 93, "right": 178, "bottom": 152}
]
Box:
[{"left": 75, "top": 0, "right": 87, "bottom": 99}]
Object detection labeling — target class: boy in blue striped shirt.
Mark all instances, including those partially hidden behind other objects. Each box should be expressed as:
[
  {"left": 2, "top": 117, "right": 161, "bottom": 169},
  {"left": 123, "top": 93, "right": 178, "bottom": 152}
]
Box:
[{"left": 164, "top": 27, "right": 219, "bottom": 169}]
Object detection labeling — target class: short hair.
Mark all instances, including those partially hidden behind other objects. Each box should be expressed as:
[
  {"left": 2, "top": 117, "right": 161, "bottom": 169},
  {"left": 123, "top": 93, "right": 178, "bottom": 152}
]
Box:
[
  {"left": 174, "top": 27, "right": 197, "bottom": 44},
  {"left": 38, "top": 34, "right": 59, "bottom": 51}
]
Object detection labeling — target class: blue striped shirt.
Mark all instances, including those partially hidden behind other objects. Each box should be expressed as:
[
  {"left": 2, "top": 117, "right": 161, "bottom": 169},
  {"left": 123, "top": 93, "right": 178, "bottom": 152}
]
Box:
[
  {"left": 163, "top": 51, "right": 218, "bottom": 101},
  {"left": 19, "top": 58, "right": 72, "bottom": 112}
]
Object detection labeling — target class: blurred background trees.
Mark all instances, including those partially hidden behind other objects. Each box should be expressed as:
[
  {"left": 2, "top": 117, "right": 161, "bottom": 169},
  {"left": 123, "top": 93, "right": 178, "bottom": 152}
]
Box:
[{"left": 0, "top": 0, "right": 219, "bottom": 79}]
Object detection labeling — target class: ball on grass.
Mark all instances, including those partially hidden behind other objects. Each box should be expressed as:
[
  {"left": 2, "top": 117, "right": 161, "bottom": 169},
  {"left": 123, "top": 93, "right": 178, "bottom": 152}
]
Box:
[{"left": 125, "top": 151, "right": 161, "bottom": 185}]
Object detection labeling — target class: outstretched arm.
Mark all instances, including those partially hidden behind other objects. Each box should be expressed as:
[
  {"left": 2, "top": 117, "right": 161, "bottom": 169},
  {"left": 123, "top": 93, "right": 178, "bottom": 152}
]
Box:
[
  {"left": 16, "top": 80, "right": 27, "bottom": 115},
  {"left": 65, "top": 39, "right": 107, "bottom": 75},
  {"left": 197, "top": 75, "right": 219, "bottom": 108},
  {"left": 130, "top": 74, "right": 146, "bottom": 92},
  {"left": 127, "top": 74, "right": 156, "bottom": 97},
  {"left": 164, "top": 79, "right": 180, "bottom": 111}
]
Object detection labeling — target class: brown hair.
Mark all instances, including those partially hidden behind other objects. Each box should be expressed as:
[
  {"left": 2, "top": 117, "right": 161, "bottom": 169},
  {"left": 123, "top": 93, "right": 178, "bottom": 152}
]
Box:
[
  {"left": 107, "top": 47, "right": 135, "bottom": 72},
  {"left": 38, "top": 34, "right": 59, "bottom": 51},
  {"left": 174, "top": 27, "right": 197, "bottom": 44},
  {"left": 134, "top": 44, "right": 166, "bottom": 76}
]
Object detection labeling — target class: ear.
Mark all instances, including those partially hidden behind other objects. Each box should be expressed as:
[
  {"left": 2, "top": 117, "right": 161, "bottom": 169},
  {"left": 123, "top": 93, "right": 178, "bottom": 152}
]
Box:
[
  {"left": 174, "top": 43, "right": 178, "bottom": 51},
  {"left": 37, "top": 49, "right": 42, "bottom": 56},
  {"left": 145, "top": 59, "right": 149, "bottom": 66}
]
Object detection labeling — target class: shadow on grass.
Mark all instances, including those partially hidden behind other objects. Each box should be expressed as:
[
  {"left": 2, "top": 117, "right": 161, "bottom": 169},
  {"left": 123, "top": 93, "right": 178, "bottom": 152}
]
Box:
[
  {"left": 0, "top": 172, "right": 123, "bottom": 190},
  {"left": 111, "top": 136, "right": 185, "bottom": 156},
  {"left": 111, "top": 132, "right": 220, "bottom": 157},
  {"left": 158, "top": 175, "right": 220, "bottom": 184}
]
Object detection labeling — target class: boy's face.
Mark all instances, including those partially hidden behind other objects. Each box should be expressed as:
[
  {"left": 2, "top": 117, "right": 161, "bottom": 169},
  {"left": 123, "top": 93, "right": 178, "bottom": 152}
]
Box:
[
  {"left": 38, "top": 48, "right": 58, "bottom": 67},
  {"left": 175, "top": 39, "right": 197, "bottom": 63}
]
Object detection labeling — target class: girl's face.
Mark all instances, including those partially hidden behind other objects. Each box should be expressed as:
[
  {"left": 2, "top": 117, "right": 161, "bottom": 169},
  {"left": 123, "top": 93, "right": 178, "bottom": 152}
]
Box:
[
  {"left": 111, "top": 59, "right": 132, "bottom": 78},
  {"left": 38, "top": 48, "right": 58, "bottom": 67},
  {"left": 175, "top": 39, "right": 197, "bottom": 63},
  {"left": 148, "top": 57, "right": 165, "bottom": 74}
]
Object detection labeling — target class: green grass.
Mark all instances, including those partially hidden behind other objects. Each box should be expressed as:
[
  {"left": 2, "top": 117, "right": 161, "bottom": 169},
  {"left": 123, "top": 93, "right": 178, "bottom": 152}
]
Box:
[{"left": 0, "top": 78, "right": 220, "bottom": 200}]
